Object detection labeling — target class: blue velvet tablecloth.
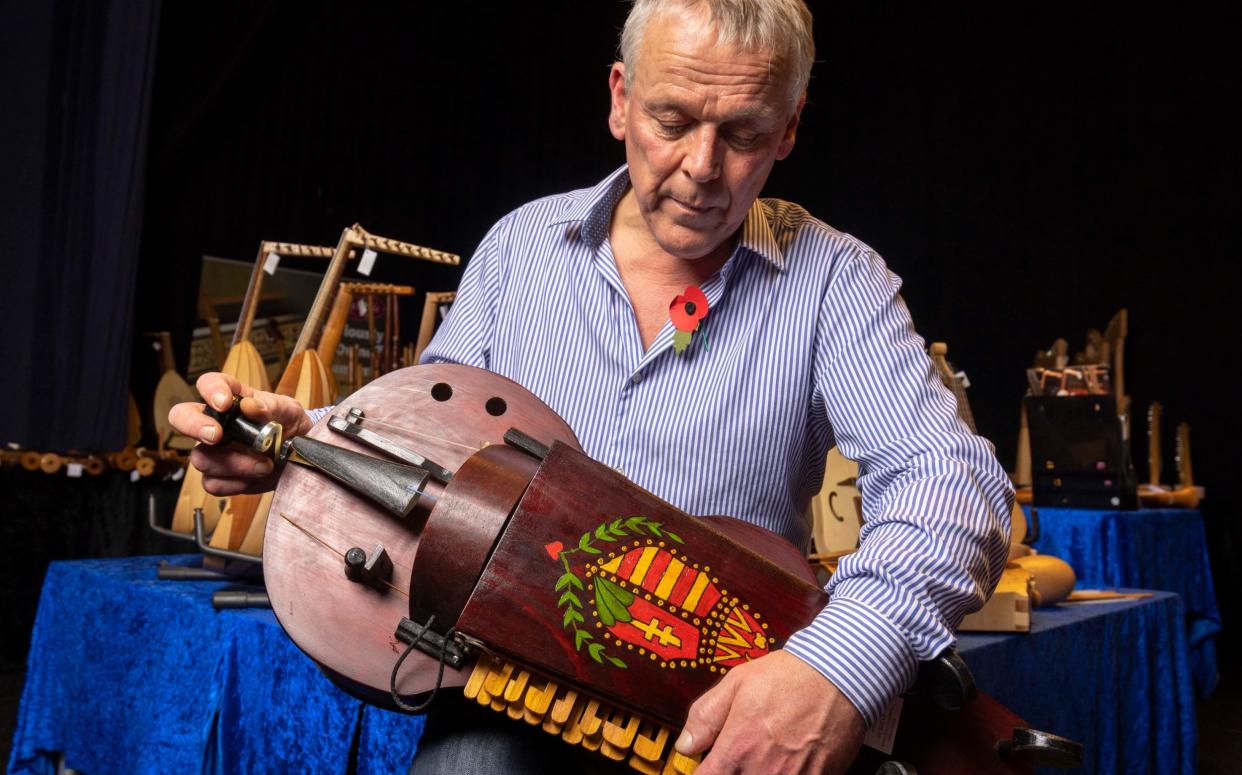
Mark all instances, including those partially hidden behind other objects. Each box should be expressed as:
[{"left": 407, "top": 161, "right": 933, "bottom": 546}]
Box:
[
  {"left": 1026, "top": 506, "right": 1220, "bottom": 695},
  {"left": 10, "top": 558, "right": 1199, "bottom": 774},
  {"left": 957, "top": 591, "right": 1196, "bottom": 775},
  {"left": 7, "top": 556, "right": 424, "bottom": 775}
]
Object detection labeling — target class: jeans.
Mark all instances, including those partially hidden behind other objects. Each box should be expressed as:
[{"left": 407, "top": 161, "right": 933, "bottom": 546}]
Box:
[{"left": 408, "top": 694, "right": 592, "bottom": 775}]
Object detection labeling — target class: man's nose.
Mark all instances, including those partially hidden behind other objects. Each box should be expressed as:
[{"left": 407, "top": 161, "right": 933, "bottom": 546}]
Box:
[{"left": 682, "top": 127, "right": 722, "bottom": 182}]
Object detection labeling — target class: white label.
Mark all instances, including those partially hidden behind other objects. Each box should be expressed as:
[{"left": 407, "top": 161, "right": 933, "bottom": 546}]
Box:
[
  {"left": 66, "top": 463, "right": 83, "bottom": 478},
  {"left": 358, "top": 247, "right": 378, "bottom": 276},
  {"left": 263, "top": 251, "right": 281, "bottom": 275},
  {"left": 130, "top": 469, "right": 141, "bottom": 482},
  {"left": 955, "top": 370, "right": 971, "bottom": 389},
  {"left": 171, "top": 467, "right": 185, "bottom": 482},
  {"left": 863, "top": 696, "right": 902, "bottom": 755}
]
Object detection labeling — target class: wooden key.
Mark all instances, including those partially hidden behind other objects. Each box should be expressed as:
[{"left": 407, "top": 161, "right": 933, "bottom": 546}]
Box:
[
  {"left": 632, "top": 724, "right": 670, "bottom": 763},
  {"left": 560, "top": 696, "right": 590, "bottom": 745},
  {"left": 482, "top": 660, "right": 514, "bottom": 698},
  {"left": 524, "top": 678, "right": 558, "bottom": 724},
  {"left": 462, "top": 660, "right": 490, "bottom": 700},
  {"left": 629, "top": 755, "right": 664, "bottom": 775},
  {"left": 504, "top": 669, "right": 531, "bottom": 719},
  {"left": 668, "top": 750, "right": 701, "bottom": 774},
  {"left": 603, "top": 710, "right": 641, "bottom": 750}
]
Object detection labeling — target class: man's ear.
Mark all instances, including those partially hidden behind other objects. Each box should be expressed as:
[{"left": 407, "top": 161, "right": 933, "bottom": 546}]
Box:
[
  {"left": 775, "top": 95, "right": 805, "bottom": 161},
  {"left": 608, "top": 62, "right": 628, "bottom": 141}
]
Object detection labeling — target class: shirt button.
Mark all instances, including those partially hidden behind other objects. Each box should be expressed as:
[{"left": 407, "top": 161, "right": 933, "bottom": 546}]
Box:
[{"left": 631, "top": 373, "right": 643, "bottom": 385}]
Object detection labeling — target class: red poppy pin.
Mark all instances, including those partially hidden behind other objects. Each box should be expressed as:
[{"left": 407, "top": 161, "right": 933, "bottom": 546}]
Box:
[{"left": 670, "top": 285, "right": 709, "bottom": 355}]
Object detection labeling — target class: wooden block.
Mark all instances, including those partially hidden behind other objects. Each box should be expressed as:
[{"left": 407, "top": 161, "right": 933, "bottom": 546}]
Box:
[
  {"left": 462, "top": 660, "right": 490, "bottom": 700},
  {"left": 668, "top": 750, "right": 700, "bottom": 774},
  {"left": 629, "top": 755, "right": 663, "bottom": 775},
  {"left": 483, "top": 660, "right": 514, "bottom": 698},
  {"left": 524, "top": 678, "right": 558, "bottom": 724},
  {"left": 604, "top": 711, "right": 641, "bottom": 749},
  {"left": 632, "top": 724, "right": 670, "bottom": 762},
  {"left": 560, "top": 696, "right": 589, "bottom": 746}
]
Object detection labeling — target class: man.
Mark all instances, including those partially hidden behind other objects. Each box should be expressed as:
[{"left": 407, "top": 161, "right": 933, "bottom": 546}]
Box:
[{"left": 173, "top": 1, "right": 1012, "bottom": 772}]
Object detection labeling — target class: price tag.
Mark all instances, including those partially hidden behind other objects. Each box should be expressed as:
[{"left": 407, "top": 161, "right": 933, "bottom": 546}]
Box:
[
  {"left": 171, "top": 467, "right": 185, "bottom": 482},
  {"left": 863, "top": 696, "right": 902, "bottom": 755},
  {"left": 358, "top": 248, "right": 378, "bottom": 276},
  {"left": 130, "top": 469, "right": 141, "bottom": 482},
  {"left": 263, "top": 251, "right": 281, "bottom": 275},
  {"left": 66, "top": 463, "right": 83, "bottom": 478}
]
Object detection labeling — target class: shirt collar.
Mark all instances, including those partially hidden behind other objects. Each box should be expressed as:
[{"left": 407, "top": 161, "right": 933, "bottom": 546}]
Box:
[{"left": 552, "top": 165, "right": 788, "bottom": 273}]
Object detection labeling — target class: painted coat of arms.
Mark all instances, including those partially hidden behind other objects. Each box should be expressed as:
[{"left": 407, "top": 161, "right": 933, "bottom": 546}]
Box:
[{"left": 545, "top": 515, "right": 773, "bottom": 672}]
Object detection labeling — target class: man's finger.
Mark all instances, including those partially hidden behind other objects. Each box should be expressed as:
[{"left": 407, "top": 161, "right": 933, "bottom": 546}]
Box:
[
  {"left": 169, "top": 402, "right": 222, "bottom": 444},
  {"left": 675, "top": 672, "right": 741, "bottom": 756},
  {"left": 195, "top": 372, "right": 246, "bottom": 411}
]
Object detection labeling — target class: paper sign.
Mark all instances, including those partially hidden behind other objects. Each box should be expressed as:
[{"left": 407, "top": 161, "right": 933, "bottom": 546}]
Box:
[
  {"left": 358, "top": 247, "right": 378, "bottom": 276},
  {"left": 263, "top": 251, "right": 281, "bottom": 275},
  {"left": 130, "top": 469, "right": 141, "bottom": 483},
  {"left": 171, "top": 467, "right": 185, "bottom": 482},
  {"left": 66, "top": 463, "right": 83, "bottom": 478},
  {"left": 863, "top": 696, "right": 902, "bottom": 755}
]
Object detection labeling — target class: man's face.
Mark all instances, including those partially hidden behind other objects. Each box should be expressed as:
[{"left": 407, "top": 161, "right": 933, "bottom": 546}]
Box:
[{"left": 609, "top": 7, "right": 803, "bottom": 260}]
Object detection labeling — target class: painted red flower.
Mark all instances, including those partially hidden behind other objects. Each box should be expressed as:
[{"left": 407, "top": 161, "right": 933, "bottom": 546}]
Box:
[
  {"left": 669, "top": 286, "right": 708, "bottom": 332},
  {"left": 544, "top": 541, "right": 564, "bottom": 560}
]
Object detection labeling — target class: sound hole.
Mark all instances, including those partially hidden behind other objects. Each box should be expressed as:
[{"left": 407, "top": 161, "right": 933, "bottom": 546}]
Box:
[
  {"left": 485, "top": 397, "right": 507, "bottom": 417},
  {"left": 431, "top": 382, "right": 453, "bottom": 402}
]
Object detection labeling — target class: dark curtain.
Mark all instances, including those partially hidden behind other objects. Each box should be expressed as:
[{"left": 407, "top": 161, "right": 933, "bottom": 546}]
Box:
[{"left": 0, "top": 0, "right": 161, "bottom": 451}]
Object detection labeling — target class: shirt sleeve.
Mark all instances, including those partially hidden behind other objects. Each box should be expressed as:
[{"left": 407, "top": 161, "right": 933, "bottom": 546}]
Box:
[
  {"left": 417, "top": 214, "right": 510, "bottom": 368},
  {"left": 782, "top": 247, "right": 1013, "bottom": 727}
]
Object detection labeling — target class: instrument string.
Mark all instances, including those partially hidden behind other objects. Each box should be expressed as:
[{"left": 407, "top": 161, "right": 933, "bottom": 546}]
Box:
[{"left": 278, "top": 511, "right": 410, "bottom": 598}]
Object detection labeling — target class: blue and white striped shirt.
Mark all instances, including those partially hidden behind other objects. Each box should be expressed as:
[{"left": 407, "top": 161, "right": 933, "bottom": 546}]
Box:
[{"left": 419, "top": 165, "right": 1013, "bottom": 727}]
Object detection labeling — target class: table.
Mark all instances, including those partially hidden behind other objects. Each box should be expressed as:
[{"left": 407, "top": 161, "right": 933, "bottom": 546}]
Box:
[
  {"left": 7, "top": 556, "right": 423, "bottom": 775},
  {"left": 958, "top": 592, "right": 1196, "bottom": 774},
  {"left": 10, "top": 558, "right": 1198, "bottom": 775},
  {"left": 1026, "top": 506, "right": 1220, "bottom": 695}
]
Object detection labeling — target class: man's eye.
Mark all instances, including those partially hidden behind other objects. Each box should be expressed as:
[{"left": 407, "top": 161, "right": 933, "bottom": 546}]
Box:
[
  {"left": 657, "top": 121, "right": 689, "bottom": 136},
  {"left": 727, "top": 132, "right": 760, "bottom": 149}
]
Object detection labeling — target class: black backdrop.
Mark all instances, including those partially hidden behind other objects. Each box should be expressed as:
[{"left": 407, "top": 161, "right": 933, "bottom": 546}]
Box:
[{"left": 3, "top": 3, "right": 1240, "bottom": 658}]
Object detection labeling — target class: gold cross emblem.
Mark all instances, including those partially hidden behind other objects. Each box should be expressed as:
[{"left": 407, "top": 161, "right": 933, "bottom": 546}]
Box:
[{"left": 633, "top": 616, "right": 681, "bottom": 648}]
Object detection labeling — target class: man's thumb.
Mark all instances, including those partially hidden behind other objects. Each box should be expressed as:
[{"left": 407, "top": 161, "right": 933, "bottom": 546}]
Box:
[{"left": 675, "top": 676, "right": 739, "bottom": 756}]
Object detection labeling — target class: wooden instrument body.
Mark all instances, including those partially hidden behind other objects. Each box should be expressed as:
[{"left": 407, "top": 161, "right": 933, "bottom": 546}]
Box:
[
  {"left": 264, "top": 364, "right": 581, "bottom": 704},
  {"left": 259, "top": 363, "right": 1060, "bottom": 773},
  {"left": 448, "top": 442, "right": 827, "bottom": 728}
]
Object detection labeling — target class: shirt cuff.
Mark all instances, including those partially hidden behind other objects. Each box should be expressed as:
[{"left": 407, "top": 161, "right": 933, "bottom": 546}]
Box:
[
  {"left": 782, "top": 596, "right": 919, "bottom": 728},
  {"left": 306, "top": 405, "right": 335, "bottom": 424}
]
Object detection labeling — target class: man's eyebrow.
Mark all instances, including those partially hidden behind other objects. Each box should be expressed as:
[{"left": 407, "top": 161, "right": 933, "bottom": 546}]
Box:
[{"left": 643, "top": 99, "right": 777, "bottom": 123}]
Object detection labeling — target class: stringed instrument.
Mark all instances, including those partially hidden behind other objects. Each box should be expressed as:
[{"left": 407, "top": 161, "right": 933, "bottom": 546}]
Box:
[
  {"left": 148, "top": 332, "right": 199, "bottom": 453},
  {"left": 212, "top": 228, "right": 461, "bottom": 559},
  {"left": 203, "top": 364, "right": 1081, "bottom": 773}
]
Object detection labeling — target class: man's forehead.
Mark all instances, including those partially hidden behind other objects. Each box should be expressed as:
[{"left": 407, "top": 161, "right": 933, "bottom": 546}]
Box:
[{"left": 633, "top": 4, "right": 792, "bottom": 105}]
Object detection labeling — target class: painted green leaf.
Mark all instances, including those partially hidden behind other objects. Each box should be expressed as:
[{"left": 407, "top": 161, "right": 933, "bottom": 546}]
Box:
[
  {"left": 578, "top": 533, "right": 601, "bottom": 555},
  {"left": 574, "top": 628, "right": 593, "bottom": 649},
  {"left": 555, "top": 572, "right": 582, "bottom": 591},
  {"left": 673, "top": 329, "right": 693, "bottom": 354},
  {"left": 610, "top": 518, "right": 626, "bottom": 535},
  {"left": 625, "top": 516, "right": 646, "bottom": 532},
  {"left": 594, "top": 584, "right": 616, "bottom": 627},
  {"left": 558, "top": 590, "right": 581, "bottom": 608},
  {"left": 607, "top": 655, "right": 628, "bottom": 669},
  {"left": 665, "top": 530, "right": 684, "bottom": 544},
  {"left": 595, "top": 524, "right": 614, "bottom": 542},
  {"left": 648, "top": 522, "right": 664, "bottom": 537},
  {"left": 563, "top": 609, "right": 584, "bottom": 627},
  {"left": 595, "top": 576, "right": 634, "bottom": 624},
  {"left": 588, "top": 642, "right": 606, "bottom": 664}
]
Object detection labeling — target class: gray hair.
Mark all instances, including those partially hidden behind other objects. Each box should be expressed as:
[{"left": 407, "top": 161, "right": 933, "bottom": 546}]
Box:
[{"left": 619, "top": 0, "right": 815, "bottom": 107}]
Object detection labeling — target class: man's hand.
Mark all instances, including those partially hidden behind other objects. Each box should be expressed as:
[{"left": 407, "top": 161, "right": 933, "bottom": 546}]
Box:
[
  {"left": 675, "top": 650, "right": 866, "bottom": 775},
  {"left": 167, "top": 372, "right": 313, "bottom": 496}
]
